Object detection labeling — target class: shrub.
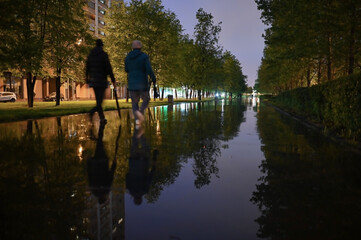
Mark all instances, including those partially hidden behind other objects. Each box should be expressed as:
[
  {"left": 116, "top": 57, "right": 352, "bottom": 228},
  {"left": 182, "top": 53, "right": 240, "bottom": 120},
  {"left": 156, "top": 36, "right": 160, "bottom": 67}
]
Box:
[{"left": 273, "top": 73, "right": 361, "bottom": 141}]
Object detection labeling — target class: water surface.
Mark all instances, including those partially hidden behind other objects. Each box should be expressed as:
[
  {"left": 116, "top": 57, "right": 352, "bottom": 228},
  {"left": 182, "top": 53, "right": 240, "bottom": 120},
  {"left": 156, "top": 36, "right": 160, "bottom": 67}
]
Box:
[{"left": 0, "top": 99, "right": 360, "bottom": 240}]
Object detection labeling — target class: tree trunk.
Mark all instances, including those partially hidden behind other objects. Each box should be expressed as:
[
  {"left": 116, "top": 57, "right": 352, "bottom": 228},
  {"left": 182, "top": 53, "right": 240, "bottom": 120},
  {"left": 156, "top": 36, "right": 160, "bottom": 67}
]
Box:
[
  {"left": 317, "top": 59, "right": 322, "bottom": 84},
  {"left": 27, "top": 120, "right": 33, "bottom": 135},
  {"left": 161, "top": 88, "right": 165, "bottom": 100},
  {"left": 175, "top": 89, "right": 178, "bottom": 99},
  {"left": 190, "top": 89, "right": 193, "bottom": 99},
  {"left": 198, "top": 89, "right": 202, "bottom": 100},
  {"left": 26, "top": 72, "right": 36, "bottom": 108},
  {"left": 126, "top": 88, "right": 129, "bottom": 102},
  {"left": 327, "top": 35, "right": 332, "bottom": 81},
  {"left": 56, "top": 68, "right": 61, "bottom": 106},
  {"left": 348, "top": 3, "right": 356, "bottom": 75},
  {"left": 185, "top": 88, "right": 189, "bottom": 99},
  {"left": 306, "top": 66, "right": 311, "bottom": 87}
]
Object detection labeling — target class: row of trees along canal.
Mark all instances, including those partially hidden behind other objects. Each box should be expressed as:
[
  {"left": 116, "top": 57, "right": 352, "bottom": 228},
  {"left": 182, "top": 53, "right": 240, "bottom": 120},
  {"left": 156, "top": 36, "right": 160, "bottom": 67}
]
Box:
[
  {"left": 0, "top": 0, "right": 247, "bottom": 108},
  {"left": 254, "top": 0, "right": 361, "bottom": 93}
]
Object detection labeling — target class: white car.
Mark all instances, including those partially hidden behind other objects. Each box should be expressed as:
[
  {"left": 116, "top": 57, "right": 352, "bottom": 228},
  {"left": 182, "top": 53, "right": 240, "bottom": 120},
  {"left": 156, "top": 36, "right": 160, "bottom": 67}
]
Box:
[{"left": 0, "top": 92, "right": 17, "bottom": 102}]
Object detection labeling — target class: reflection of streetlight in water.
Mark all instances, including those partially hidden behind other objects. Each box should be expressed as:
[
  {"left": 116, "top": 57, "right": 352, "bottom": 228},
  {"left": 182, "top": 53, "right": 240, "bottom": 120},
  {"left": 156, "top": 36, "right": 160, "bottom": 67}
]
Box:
[{"left": 78, "top": 145, "right": 83, "bottom": 161}]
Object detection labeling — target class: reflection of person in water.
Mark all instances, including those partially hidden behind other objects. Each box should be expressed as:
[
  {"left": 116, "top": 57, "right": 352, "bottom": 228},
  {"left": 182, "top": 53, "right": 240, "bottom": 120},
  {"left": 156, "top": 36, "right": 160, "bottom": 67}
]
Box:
[
  {"left": 87, "top": 122, "right": 116, "bottom": 204},
  {"left": 126, "top": 127, "right": 158, "bottom": 205}
]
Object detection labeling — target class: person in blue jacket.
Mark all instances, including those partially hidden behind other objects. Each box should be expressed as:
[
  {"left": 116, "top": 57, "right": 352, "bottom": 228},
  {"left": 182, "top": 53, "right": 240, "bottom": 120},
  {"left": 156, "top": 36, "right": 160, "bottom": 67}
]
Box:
[{"left": 125, "top": 40, "right": 156, "bottom": 125}]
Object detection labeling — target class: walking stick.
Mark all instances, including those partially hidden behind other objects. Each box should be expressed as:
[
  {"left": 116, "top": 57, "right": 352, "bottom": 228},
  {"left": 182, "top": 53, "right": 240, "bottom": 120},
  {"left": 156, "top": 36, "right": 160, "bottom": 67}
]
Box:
[{"left": 113, "top": 82, "right": 121, "bottom": 118}]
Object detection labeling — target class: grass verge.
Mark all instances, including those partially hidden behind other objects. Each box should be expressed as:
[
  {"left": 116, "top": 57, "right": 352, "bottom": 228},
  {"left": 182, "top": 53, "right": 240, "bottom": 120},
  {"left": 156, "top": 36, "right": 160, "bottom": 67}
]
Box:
[{"left": 0, "top": 98, "right": 214, "bottom": 123}]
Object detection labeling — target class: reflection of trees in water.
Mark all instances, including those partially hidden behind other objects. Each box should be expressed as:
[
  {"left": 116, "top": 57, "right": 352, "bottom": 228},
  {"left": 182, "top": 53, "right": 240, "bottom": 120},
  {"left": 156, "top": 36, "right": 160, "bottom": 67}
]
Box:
[
  {"left": 146, "top": 100, "right": 246, "bottom": 190},
  {"left": 253, "top": 106, "right": 361, "bottom": 240},
  {"left": 0, "top": 101, "right": 247, "bottom": 237},
  {"left": 0, "top": 119, "right": 88, "bottom": 239}
]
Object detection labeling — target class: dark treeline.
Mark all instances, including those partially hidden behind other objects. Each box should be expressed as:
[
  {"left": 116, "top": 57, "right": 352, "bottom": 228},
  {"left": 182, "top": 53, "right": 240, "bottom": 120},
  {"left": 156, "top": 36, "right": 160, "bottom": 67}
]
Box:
[{"left": 254, "top": 0, "right": 361, "bottom": 93}]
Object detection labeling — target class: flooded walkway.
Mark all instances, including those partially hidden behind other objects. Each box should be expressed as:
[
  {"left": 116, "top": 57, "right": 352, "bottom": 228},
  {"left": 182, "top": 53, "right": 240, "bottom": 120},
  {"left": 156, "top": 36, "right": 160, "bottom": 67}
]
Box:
[{"left": 0, "top": 99, "right": 360, "bottom": 239}]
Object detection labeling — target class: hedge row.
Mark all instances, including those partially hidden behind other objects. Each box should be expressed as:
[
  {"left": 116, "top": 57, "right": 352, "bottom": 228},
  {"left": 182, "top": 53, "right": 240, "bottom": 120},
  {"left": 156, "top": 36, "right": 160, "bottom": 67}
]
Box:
[{"left": 273, "top": 73, "right": 361, "bottom": 141}]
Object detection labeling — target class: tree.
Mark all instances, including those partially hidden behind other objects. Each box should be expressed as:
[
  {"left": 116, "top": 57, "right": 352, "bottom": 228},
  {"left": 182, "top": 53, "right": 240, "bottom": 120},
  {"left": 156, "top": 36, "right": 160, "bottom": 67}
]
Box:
[
  {"left": 222, "top": 51, "right": 247, "bottom": 97},
  {"left": 173, "top": 35, "right": 198, "bottom": 99},
  {"left": 193, "top": 8, "right": 222, "bottom": 100},
  {"left": 255, "top": 0, "right": 361, "bottom": 94},
  {"left": 105, "top": 0, "right": 182, "bottom": 98},
  {"left": 45, "top": 0, "right": 91, "bottom": 105},
  {"left": 0, "top": 0, "right": 49, "bottom": 107}
]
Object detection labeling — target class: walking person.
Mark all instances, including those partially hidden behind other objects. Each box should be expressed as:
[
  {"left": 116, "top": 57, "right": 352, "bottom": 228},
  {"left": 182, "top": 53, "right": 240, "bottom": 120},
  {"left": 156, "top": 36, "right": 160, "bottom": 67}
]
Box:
[
  {"left": 86, "top": 39, "right": 116, "bottom": 124},
  {"left": 125, "top": 40, "right": 156, "bottom": 125}
]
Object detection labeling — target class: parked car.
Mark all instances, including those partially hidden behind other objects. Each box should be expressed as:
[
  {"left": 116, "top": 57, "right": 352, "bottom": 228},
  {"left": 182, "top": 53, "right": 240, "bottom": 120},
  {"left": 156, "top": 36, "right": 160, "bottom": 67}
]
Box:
[
  {"left": 44, "top": 92, "right": 64, "bottom": 101},
  {"left": 0, "top": 92, "right": 17, "bottom": 102}
]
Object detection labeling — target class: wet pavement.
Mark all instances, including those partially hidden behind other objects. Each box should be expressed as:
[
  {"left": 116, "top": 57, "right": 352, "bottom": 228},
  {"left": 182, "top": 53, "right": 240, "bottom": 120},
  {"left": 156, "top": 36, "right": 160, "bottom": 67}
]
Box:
[{"left": 0, "top": 98, "right": 360, "bottom": 240}]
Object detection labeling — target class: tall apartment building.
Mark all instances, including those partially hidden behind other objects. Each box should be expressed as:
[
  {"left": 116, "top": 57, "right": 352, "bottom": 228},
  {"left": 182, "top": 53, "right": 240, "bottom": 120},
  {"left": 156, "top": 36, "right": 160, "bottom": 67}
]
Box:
[{"left": 84, "top": 0, "right": 112, "bottom": 37}]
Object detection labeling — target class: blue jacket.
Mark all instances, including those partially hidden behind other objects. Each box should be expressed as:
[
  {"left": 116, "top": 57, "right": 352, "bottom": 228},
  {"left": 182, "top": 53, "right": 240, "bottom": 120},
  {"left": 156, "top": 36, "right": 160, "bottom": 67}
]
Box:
[{"left": 125, "top": 49, "right": 156, "bottom": 91}]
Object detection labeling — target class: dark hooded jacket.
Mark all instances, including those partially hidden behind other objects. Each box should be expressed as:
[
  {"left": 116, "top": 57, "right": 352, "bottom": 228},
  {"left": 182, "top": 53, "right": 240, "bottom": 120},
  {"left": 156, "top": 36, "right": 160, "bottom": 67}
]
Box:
[
  {"left": 86, "top": 46, "right": 115, "bottom": 88},
  {"left": 125, "top": 49, "right": 156, "bottom": 91}
]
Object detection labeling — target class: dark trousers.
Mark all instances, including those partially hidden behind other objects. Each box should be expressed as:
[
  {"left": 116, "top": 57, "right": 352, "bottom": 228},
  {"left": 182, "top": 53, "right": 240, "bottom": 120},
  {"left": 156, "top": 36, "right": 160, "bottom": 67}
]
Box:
[
  {"left": 130, "top": 91, "right": 150, "bottom": 115},
  {"left": 90, "top": 87, "right": 107, "bottom": 120}
]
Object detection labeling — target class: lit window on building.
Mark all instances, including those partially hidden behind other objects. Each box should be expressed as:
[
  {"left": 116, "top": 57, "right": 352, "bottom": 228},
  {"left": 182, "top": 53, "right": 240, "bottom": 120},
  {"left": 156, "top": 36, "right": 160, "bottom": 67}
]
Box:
[
  {"left": 99, "top": 9, "right": 105, "bottom": 15},
  {"left": 99, "top": 20, "right": 105, "bottom": 25},
  {"left": 99, "top": 0, "right": 105, "bottom": 4},
  {"left": 99, "top": 31, "right": 105, "bottom": 36}
]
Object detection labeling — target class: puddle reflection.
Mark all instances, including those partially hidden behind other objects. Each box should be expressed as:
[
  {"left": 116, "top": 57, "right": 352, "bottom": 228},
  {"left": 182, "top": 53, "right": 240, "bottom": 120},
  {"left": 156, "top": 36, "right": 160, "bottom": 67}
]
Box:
[{"left": 1, "top": 99, "right": 360, "bottom": 239}]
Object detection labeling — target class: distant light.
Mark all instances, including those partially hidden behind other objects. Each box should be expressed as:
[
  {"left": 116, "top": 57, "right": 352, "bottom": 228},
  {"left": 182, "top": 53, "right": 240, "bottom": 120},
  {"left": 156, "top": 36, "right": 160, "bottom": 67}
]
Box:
[
  {"left": 78, "top": 145, "right": 83, "bottom": 161},
  {"left": 78, "top": 146, "right": 83, "bottom": 154}
]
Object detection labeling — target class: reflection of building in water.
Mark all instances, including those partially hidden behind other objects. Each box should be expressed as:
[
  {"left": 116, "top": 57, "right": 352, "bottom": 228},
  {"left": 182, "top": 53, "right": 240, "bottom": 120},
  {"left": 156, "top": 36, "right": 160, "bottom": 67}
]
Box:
[{"left": 83, "top": 188, "right": 125, "bottom": 240}]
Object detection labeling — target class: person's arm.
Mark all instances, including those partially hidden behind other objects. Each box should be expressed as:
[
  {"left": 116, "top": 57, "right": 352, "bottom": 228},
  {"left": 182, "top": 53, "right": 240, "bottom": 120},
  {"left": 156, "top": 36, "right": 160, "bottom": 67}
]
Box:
[
  {"left": 125, "top": 57, "right": 129, "bottom": 73},
  {"left": 85, "top": 57, "right": 90, "bottom": 84},
  {"left": 145, "top": 56, "right": 156, "bottom": 85}
]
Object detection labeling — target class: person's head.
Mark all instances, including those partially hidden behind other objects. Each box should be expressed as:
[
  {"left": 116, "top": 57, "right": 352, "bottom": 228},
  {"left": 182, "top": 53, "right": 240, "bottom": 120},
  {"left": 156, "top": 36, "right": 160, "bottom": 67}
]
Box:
[
  {"left": 131, "top": 40, "right": 142, "bottom": 49},
  {"left": 96, "top": 39, "right": 104, "bottom": 47}
]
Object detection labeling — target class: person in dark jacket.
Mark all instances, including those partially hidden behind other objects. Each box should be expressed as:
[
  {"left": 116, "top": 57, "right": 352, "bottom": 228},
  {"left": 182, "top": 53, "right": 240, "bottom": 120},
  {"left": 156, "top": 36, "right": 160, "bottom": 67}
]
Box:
[
  {"left": 125, "top": 40, "right": 156, "bottom": 125},
  {"left": 86, "top": 39, "right": 115, "bottom": 124}
]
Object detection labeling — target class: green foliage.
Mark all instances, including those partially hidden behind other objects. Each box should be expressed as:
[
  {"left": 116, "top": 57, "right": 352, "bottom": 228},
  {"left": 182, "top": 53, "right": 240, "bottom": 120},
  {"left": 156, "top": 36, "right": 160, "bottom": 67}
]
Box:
[
  {"left": 193, "top": 8, "right": 222, "bottom": 95},
  {"left": 273, "top": 73, "right": 361, "bottom": 140},
  {"left": 255, "top": 0, "right": 361, "bottom": 93},
  {"left": 106, "top": 3, "right": 247, "bottom": 97},
  {"left": 221, "top": 51, "right": 247, "bottom": 94},
  {"left": 105, "top": 0, "right": 182, "bottom": 86}
]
